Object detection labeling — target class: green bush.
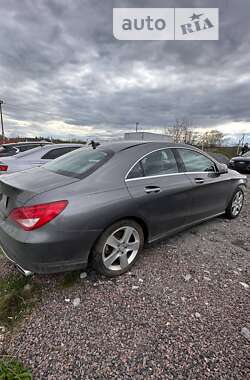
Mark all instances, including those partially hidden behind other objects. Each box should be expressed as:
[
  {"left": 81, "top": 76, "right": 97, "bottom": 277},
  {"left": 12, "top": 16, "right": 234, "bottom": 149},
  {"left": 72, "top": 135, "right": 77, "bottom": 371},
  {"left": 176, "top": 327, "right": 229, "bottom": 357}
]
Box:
[{"left": 0, "top": 357, "right": 32, "bottom": 379}]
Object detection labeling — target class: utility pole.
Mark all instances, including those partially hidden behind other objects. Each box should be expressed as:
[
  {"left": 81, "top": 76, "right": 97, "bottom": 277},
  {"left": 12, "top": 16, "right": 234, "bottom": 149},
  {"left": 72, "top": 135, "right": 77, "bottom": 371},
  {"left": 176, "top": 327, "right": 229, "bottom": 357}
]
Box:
[
  {"left": 135, "top": 122, "right": 139, "bottom": 133},
  {"left": 0, "top": 100, "right": 4, "bottom": 144}
]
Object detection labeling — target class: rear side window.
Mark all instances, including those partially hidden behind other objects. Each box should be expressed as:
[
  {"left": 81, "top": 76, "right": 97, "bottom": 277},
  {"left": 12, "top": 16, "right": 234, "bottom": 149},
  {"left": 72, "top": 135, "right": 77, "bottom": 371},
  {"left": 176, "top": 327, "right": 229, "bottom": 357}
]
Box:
[
  {"left": 0, "top": 146, "right": 18, "bottom": 156},
  {"left": 44, "top": 148, "right": 111, "bottom": 178},
  {"left": 127, "top": 149, "right": 178, "bottom": 179},
  {"left": 42, "top": 147, "right": 79, "bottom": 160},
  {"left": 19, "top": 145, "right": 39, "bottom": 152},
  {"left": 178, "top": 149, "right": 216, "bottom": 172}
]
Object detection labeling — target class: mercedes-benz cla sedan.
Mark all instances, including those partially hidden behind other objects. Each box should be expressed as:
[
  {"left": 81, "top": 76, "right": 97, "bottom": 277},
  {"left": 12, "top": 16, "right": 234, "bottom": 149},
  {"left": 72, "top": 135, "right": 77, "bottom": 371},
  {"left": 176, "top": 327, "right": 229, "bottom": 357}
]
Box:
[{"left": 0, "top": 142, "right": 247, "bottom": 277}]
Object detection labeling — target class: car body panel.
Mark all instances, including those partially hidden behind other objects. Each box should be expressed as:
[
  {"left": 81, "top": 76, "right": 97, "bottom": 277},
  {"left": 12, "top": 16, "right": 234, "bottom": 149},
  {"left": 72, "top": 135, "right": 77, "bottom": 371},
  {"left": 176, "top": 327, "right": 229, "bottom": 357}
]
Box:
[
  {"left": 0, "top": 142, "right": 52, "bottom": 157},
  {"left": 181, "top": 172, "right": 234, "bottom": 221},
  {"left": 0, "top": 141, "right": 247, "bottom": 274},
  {"left": 126, "top": 173, "right": 193, "bottom": 239}
]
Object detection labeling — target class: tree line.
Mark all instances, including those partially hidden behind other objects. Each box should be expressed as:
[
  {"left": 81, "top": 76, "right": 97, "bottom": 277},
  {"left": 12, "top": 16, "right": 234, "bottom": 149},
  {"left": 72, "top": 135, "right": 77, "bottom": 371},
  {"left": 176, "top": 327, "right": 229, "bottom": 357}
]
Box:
[{"left": 165, "top": 119, "right": 225, "bottom": 148}]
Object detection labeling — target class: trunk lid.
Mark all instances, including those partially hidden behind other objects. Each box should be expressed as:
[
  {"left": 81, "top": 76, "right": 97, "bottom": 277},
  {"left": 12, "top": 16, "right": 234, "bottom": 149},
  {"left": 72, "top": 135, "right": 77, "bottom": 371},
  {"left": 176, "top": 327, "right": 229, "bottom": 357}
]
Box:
[{"left": 0, "top": 167, "right": 79, "bottom": 219}]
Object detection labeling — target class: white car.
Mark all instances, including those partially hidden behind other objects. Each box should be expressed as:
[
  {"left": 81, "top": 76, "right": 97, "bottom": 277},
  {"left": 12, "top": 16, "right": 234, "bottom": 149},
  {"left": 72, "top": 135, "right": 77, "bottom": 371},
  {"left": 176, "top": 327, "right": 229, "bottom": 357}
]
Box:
[{"left": 0, "top": 143, "right": 83, "bottom": 174}]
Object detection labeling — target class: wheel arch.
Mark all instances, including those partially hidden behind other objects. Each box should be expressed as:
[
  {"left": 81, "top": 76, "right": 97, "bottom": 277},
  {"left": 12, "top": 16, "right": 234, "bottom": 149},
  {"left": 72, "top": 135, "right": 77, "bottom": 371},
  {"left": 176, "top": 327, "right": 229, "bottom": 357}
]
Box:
[{"left": 88, "top": 215, "right": 149, "bottom": 262}]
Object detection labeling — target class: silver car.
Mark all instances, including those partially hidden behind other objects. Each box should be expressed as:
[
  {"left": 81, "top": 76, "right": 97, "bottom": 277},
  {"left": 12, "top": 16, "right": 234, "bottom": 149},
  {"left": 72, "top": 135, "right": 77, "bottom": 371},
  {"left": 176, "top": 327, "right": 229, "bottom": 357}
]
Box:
[
  {"left": 0, "top": 141, "right": 247, "bottom": 277},
  {"left": 0, "top": 143, "right": 83, "bottom": 174},
  {"left": 0, "top": 141, "right": 52, "bottom": 157}
]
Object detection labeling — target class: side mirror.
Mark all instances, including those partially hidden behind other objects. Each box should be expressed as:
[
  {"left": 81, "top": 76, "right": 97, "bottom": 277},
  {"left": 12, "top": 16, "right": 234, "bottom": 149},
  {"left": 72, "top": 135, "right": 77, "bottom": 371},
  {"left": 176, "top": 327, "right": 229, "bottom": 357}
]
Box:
[{"left": 217, "top": 163, "right": 228, "bottom": 174}]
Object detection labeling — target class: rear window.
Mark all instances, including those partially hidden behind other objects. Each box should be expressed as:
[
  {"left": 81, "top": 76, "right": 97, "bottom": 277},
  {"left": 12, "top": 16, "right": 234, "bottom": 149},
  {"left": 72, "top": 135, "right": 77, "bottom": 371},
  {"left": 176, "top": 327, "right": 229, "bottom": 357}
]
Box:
[
  {"left": 18, "top": 144, "right": 40, "bottom": 152},
  {"left": 41, "top": 146, "right": 80, "bottom": 160},
  {"left": 0, "top": 146, "right": 18, "bottom": 156},
  {"left": 44, "top": 148, "right": 112, "bottom": 178}
]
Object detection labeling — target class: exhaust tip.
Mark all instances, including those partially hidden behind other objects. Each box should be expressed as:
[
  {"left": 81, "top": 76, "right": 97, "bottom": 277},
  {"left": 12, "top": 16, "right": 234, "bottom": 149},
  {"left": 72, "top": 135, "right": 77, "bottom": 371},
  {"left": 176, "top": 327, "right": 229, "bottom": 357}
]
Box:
[
  {"left": 16, "top": 264, "right": 33, "bottom": 277},
  {"left": 1, "top": 245, "right": 33, "bottom": 277}
]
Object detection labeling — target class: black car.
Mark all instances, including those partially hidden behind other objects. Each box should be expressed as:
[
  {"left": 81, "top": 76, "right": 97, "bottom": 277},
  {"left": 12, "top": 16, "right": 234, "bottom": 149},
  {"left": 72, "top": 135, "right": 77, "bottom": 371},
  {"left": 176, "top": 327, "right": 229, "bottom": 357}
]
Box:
[
  {"left": 0, "top": 142, "right": 52, "bottom": 157},
  {"left": 229, "top": 151, "right": 250, "bottom": 173}
]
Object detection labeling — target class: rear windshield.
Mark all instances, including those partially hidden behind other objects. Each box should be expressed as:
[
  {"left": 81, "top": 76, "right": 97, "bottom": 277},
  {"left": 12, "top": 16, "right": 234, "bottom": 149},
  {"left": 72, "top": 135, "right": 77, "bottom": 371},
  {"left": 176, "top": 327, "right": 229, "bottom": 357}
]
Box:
[{"left": 44, "top": 148, "right": 112, "bottom": 178}]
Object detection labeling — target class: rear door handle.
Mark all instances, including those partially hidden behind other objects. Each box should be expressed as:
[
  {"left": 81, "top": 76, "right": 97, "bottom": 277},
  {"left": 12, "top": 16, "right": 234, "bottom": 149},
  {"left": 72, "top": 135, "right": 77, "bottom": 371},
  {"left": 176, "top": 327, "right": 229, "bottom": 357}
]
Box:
[
  {"left": 195, "top": 178, "right": 205, "bottom": 184},
  {"left": 144, "top": 186, "right": 161, "bottom": 194}
]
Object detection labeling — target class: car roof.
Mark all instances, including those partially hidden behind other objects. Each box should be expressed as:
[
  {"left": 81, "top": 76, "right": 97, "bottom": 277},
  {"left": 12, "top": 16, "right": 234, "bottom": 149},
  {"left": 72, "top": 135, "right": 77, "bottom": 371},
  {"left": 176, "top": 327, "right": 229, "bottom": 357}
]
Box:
[
  {"left": 99, "top": 141, "right": 192, "bottom": 152},
  {"left": 1, "top": 141, "right": 52, "bottom": 147},
  {"left": 4, "top": 143, "right": 84, "bottom": 160},
  {"left": 41, "top": 143, "right": 83, "bottom": 148}
]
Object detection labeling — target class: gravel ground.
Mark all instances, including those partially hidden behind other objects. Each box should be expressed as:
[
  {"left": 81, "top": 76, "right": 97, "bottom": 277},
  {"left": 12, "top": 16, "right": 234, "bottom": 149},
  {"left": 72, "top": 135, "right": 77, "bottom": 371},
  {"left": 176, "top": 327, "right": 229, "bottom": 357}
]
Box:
[{"left": 1, "top": 176, "right": 250, "bottom": 379}]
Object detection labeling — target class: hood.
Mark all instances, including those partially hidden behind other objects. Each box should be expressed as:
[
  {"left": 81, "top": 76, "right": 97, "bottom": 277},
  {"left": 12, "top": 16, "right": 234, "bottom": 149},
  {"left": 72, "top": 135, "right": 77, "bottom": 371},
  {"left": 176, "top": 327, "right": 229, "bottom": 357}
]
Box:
[{"left": 231, "top": 156, "right": 250, "bottom": 162}]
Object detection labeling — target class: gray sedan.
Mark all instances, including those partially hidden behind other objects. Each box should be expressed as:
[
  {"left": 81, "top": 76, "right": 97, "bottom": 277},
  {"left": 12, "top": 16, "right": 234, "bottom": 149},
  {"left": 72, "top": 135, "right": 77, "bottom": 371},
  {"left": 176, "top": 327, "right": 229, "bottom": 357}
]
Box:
[{"left": 0, "top": 142, "right": 247, "bottom": 277}]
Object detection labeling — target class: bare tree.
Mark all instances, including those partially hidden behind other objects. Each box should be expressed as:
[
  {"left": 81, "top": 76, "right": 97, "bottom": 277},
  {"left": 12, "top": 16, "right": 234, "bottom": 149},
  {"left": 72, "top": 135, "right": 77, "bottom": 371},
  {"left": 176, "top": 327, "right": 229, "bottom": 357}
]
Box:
[
  {"left": 199, "top": 130, "right": 224, "bottom": 149},
  {"left": 165, "top": 118, "right": 196, "bottom": 144}
]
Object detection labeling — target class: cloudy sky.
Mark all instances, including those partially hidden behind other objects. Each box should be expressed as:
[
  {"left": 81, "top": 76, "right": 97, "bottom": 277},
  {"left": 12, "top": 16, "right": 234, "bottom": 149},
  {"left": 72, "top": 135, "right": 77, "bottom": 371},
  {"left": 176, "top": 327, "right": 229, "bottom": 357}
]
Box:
[{"left": 0, "top": 0, "right": 250, "bottom": 143}]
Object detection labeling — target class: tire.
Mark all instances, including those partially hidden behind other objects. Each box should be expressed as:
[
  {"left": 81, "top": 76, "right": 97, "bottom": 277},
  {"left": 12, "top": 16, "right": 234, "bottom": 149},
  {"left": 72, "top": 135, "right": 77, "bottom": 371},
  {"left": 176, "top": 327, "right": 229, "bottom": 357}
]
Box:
[
  {"left": 225, "top": 187, "right": 245, "bottom": 219},
  {"left": 92, "top": 219, "right": 144, "bottom": 277}
]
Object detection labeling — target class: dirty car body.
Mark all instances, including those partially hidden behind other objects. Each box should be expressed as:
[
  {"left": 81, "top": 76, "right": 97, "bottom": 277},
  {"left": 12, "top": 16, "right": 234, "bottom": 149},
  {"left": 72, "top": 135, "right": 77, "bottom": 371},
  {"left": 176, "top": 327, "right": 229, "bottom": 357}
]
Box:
[{"left": 0, "top": 142, "right": 247, "bottom": 275}]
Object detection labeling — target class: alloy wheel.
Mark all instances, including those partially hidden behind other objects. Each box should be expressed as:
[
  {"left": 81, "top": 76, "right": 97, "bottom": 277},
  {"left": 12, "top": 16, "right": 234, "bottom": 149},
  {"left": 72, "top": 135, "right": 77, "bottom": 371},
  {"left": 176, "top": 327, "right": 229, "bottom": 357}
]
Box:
[
  {"left": 231, "top": 190, "right": 244, "bottom": 216},
  {"left": 102, "top": 226, "right": 140, "bottom": 271}
]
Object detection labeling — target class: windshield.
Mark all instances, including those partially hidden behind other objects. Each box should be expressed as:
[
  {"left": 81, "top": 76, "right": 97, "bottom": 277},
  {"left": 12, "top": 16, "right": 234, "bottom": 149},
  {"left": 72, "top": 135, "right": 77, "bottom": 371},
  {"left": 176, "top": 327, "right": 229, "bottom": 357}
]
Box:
[
  {"left": 243, "top": 151, "right": 250, "bottom": 157},
  {"left": 44, "top": 148, "right": 112, "bottom": 178}
]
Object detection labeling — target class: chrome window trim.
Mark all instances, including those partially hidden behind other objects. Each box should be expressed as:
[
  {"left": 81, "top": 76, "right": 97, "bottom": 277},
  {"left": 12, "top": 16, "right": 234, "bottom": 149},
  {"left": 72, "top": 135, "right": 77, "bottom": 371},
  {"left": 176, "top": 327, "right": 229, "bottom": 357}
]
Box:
[
  {"left": 125, "top": 146, "right": 217, "bottom": 182},
  {"left": 125, "top": 171, "right": 215, "bottom": 182}
]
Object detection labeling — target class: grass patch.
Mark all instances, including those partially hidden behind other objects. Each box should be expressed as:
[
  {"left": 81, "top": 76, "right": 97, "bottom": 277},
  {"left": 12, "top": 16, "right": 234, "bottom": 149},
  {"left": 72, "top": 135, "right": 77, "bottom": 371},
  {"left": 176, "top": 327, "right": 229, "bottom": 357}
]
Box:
[
  {"left": 0, "top": 274, "right": 41, "bottom": 328},
  {"left": 0, "top": 356, "right": 32, "bottom": 379},
  {"left": 61, "top": 271, "right": 81, "bottom": 288},
  {"left": 206, "top": 146, "right": 238, "bottom": 159}
]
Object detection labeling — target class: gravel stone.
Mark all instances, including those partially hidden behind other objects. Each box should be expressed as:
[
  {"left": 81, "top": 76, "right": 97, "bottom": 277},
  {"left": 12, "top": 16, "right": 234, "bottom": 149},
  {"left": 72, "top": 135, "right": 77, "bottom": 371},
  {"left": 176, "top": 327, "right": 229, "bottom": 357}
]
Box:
[
  {"left": 23, "top": 284, "right": 33, "bottom": 292},
  {"left": 72, "top": 297, "right": 81, "bottom": 307},
  {"left": 182, "top": 273, "right": 192, "bottom": 282},
  {"left": 239, "top": 282, "right": 249, "bottom": 290},
  {"left": 195, "top": 312, "right": 202, "bottom": 318},
  {"left": 241, "top": 327, "right": 250, "bottom": 341},
  {"left": 80, "top": 272, "right": 87, "bottom": 279}
]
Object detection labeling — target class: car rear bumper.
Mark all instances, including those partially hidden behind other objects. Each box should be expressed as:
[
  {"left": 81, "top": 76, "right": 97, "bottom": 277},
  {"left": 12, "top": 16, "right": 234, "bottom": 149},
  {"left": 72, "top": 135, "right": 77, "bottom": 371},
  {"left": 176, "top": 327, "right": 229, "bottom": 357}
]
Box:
[{"left": 0, "top": 219, "right": 101, "bottom": 274}]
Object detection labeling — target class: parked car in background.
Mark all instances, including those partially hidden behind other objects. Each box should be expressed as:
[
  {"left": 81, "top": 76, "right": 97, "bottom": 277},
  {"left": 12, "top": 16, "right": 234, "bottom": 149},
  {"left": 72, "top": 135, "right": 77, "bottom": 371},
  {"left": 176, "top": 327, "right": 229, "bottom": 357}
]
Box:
[
  {"left": 229, "top": 151, "right": 250, "bottom": 173},
  {"left": 0, "top": 141, "right": 246, "bottom": 278},
  {"left": 0, "top": 143, "right": 83, "bottom": 174},
  {"left": 0, "top": 141, "right": 52, "bottom": 157}
]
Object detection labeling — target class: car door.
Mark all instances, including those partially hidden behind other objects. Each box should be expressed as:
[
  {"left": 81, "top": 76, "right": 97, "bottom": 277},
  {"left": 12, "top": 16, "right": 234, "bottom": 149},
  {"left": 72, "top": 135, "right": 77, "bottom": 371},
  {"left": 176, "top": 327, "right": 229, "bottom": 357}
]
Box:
[
  {"left": 125, "top": 148, "right": 194, "bottom": 241},
  {"left": 175, "top": 148, "right": 230, "bottom": 222}
]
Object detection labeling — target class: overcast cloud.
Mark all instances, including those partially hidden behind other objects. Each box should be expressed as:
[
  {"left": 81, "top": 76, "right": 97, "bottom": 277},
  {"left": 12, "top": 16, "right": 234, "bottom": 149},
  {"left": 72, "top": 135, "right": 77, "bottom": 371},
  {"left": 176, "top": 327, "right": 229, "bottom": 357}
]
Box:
[{"left": 0, "top": 0, "right": 250, "bottom": 142}]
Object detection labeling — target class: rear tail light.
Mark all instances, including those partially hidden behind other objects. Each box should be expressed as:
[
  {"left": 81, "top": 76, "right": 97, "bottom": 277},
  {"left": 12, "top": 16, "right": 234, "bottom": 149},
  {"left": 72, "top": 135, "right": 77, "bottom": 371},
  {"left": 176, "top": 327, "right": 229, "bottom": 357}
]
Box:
[
  {"left": 0, "top": 164, "right": 8, "bottom": 172},
  {"left": 9, "top": 200, "right": 68, "bottom": 231}
]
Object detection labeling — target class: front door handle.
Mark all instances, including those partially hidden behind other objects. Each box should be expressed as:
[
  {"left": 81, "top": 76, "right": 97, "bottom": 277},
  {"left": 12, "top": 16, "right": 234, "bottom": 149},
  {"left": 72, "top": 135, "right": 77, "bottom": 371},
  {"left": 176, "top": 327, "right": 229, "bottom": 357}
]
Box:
[
  {"left": 144, "top": 186, "right": 161, "bottom": 194},
  {"left": 195, "top": 178, "right": 205, "bottom": 184}
]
